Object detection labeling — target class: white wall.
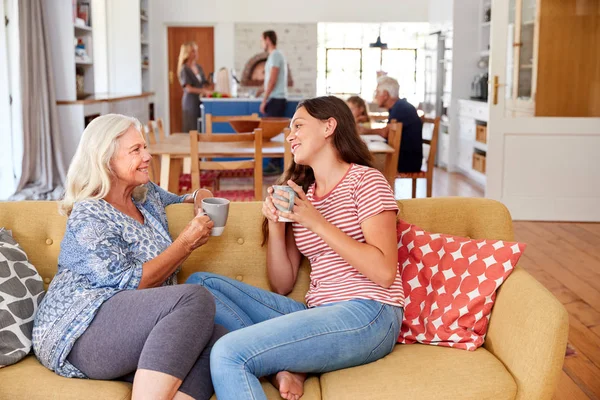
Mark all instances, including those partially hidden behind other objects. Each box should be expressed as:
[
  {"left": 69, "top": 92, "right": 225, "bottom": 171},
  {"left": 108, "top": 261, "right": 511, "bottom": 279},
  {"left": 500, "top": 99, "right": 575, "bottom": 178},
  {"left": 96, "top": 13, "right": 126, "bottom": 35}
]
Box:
[
  {"left": 107, "top": 0, "right": 142, "bottom": 93},
  {"left": 448, "top": 0, "right": 481, "bottom": 173},
  {"left": 149, "top": 0, "right": 428, "bottom": 132},
  {"left": 92, "top": 0, "right": 109, "bottom": 93},
  {"left": 429, "top": 0, "right": 453, "bottom": 30},
  {"left": 43, "top": 0, "right": 76, "bottom": 100}
]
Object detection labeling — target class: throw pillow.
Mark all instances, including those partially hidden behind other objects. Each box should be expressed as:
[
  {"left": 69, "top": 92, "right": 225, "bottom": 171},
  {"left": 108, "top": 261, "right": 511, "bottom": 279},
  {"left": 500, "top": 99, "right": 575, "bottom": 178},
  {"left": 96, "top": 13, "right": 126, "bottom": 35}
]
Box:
[
  {"left": 396, "top": 220, "right": 526, "bottom": 351},
  {"left": 0, "top": 228, "right": 45, "bottom": 367}
]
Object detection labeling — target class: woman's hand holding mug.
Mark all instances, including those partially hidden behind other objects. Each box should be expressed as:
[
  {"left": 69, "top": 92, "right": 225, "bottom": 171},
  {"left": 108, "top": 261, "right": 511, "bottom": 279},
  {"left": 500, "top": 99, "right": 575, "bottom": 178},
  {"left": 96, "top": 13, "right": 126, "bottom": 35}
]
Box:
[{"left": 177, "top": 212, "right": 214, "bottom": 252}]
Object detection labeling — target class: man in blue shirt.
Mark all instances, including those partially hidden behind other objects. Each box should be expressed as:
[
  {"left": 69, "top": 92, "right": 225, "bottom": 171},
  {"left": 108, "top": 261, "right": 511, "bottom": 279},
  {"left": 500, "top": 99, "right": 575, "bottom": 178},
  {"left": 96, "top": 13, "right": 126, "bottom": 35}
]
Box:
[
  {"left": 259, "top": 30, "right": 288, "bottom": 117},
  {"left": 360, "top": 76, "right": 423, "bottom": 173}
]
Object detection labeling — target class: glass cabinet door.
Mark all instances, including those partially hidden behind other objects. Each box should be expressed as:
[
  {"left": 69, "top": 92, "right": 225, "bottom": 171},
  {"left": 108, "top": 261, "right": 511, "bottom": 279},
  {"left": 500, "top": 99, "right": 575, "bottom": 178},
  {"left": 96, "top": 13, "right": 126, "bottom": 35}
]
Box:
[
  {"left": 504, "top": 0, "right": 537, "bottom": 115},
  {"left": 505, "top": 0, "right": 517, "bottom": 100},
  {"left": 517, "top": 0, "right": 537, "bottom": 99}
]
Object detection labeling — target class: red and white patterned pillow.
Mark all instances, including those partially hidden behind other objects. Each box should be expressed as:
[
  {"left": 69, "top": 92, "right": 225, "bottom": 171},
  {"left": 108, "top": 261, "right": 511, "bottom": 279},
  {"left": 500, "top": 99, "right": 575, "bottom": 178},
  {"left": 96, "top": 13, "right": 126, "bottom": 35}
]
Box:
[{"left": 396, "top": 220, "right": 526, "bottom": 351}]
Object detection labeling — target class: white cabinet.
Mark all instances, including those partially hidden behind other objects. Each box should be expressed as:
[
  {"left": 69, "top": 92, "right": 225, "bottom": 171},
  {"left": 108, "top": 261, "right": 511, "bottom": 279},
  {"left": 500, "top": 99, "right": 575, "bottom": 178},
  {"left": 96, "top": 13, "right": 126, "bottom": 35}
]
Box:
[
  {"left": 455, "top": 99, "right": 487, "bottom": 187},
  {"left": 437, "top": 132, "right": 450, "bottom": 168},
  {"left": 457, "top": 137, "right": 473, "bottom": 172}
]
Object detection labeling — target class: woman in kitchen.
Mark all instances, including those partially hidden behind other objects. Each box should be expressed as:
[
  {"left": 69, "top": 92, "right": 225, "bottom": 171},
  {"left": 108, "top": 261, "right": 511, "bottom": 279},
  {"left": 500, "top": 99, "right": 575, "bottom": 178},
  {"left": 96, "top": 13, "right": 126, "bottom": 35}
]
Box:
[{"left": 177, "top": 41, "right": 211, "bottom": 133}]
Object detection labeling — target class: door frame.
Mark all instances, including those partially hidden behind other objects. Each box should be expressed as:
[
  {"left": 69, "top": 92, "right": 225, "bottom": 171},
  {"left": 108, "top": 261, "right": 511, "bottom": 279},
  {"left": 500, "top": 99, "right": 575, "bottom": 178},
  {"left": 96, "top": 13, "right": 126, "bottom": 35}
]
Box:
[{"left": 162, "top": 23, "right": 216, "bottom": 136}]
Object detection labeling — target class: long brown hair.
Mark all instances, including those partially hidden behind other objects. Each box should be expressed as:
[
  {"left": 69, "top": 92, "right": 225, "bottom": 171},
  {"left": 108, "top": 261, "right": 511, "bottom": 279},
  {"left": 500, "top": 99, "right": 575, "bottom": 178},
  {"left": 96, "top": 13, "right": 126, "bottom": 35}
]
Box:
[
  {"left": 261, "top": 96, "right": 374, "bottom": 245},
  {"left": 347, "top": 95, "right": 370, "bottom": 121}
]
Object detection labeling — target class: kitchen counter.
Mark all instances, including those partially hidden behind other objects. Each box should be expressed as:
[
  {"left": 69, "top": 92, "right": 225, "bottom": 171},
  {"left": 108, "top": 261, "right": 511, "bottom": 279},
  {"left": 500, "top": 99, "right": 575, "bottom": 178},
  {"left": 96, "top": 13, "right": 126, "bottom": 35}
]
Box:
[{"left": 201, "top": 98, "right": 301, "bottom": 133}]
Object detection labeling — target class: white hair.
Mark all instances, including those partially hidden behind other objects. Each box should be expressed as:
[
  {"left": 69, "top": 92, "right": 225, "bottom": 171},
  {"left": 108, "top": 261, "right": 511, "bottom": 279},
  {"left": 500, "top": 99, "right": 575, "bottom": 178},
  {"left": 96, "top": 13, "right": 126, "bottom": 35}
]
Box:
[
  {"left": 376, "top": 76, "right": 400, "bottom": 98},
  {"left": 60, "top": 113, "right": 146, "bottom": 216}
]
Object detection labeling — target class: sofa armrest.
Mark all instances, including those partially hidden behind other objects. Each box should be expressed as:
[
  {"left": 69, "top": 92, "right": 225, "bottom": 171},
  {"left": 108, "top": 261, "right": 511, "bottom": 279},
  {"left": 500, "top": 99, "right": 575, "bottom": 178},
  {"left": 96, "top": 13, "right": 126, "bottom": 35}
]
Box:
[{"left": 484, "top": 266, "right": 569, "bottom": 400}]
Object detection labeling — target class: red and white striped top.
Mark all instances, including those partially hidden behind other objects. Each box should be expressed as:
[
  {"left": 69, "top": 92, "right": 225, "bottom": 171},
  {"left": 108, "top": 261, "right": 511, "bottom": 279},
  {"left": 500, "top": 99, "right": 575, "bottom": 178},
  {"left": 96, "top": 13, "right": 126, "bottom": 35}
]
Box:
[{"left": 293, "top": 164, "right": 404, "bottom": 308}]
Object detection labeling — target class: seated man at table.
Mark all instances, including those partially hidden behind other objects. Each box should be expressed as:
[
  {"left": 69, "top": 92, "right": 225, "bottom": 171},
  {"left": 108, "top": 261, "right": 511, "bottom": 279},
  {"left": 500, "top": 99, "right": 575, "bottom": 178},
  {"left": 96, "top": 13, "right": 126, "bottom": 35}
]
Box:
[{"left": 359, "top": 76, "right": 423, "bottom": 173}]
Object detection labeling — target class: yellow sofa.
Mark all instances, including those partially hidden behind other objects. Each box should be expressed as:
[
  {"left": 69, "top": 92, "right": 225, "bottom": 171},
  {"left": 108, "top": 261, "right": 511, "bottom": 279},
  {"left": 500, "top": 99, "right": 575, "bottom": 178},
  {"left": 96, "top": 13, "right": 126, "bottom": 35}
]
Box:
[{"left": 0, "top": 198, "right": 568, "bottom": 400}]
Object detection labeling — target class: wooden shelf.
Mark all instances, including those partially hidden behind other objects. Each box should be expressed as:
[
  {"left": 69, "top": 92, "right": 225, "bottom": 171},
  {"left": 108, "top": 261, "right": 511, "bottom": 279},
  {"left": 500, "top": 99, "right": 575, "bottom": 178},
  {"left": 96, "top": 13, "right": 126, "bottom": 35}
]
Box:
[
  {"left": 520, "top": 64, "right": 533, "bottom": 69},
  {"left": 75, "top": 59, "right": 93, "bottom": 65},
  {"left": 142, "top": 65, "right": 149, "bottom": 70},
  {"left": 471, "top": 169, "right": 487, "bottom": 183},
  {"left": 140, "top": 15, "right": 148, "bottom": 21},
  {"left": 473, "top": 140, "right": 488, "bottom": 152},
  {"left": 74, "top": 24, "right": 92, "bottom": 33},
  {"left": 141, "top": 41, "right": 149, "bottom": 45}
]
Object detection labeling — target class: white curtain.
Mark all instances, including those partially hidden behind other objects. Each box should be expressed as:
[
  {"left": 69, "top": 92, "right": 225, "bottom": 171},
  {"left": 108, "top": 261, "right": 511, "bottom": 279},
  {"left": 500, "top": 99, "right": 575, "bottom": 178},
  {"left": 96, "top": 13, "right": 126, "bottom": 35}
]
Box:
[{"left": 10, "top": 0, "right": 67, "bottom": 200}]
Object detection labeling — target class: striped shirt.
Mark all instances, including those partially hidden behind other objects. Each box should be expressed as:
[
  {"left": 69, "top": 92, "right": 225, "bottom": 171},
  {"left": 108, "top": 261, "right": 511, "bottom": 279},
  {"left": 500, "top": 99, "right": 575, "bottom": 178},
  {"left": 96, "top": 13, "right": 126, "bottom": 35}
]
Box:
[{"left": 293, "top": 164, "right": 404, "bottom": 308}]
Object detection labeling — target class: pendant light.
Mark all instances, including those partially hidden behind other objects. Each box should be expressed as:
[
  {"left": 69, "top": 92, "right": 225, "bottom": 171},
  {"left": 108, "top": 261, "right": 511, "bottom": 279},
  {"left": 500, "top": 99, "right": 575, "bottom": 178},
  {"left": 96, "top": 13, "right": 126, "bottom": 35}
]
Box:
[{"left": 369, "top": 25, "right": 388, "bottom": 49}]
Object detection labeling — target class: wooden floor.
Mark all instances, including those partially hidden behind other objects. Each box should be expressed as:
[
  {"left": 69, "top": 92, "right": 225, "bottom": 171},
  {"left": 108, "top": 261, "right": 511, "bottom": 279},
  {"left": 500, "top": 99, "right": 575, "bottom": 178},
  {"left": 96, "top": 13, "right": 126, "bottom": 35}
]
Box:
[
  {"left": 393, "top": 167, "right": 485, "bottom": 199},
  {"left": 514, "top": 222, "right": 600, "bottom": 400},
  {"left": 240, "top": 167, "right": 600, "bottom": 398}
]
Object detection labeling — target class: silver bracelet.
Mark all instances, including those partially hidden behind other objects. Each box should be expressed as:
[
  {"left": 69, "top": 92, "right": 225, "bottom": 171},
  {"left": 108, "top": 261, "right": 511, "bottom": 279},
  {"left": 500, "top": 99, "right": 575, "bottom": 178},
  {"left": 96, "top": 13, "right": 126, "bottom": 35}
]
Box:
[{"left": 191, "top": 189, "right": 199, "bottom": 201}]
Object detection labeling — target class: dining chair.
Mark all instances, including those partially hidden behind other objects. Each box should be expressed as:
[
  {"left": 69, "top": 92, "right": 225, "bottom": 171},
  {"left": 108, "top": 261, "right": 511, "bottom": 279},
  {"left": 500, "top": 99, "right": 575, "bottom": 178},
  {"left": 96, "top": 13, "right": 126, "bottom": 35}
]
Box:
[
  {"left": 143, "top": 122, "right": 158, "bottom": 182},
  {"left": 202, "top": 113, "right": 261, "bottom": 186},
  {"left": 204, "top": 113, "right": 259, "bottom": 134},
  {"left": 190, "top": 128, "right": 263, "bottom": 201},
  {"left": 396, "top": 116, "right": 441, "bottom": 198},
  {"left": 155, "top": 118, "right": 166, "bottom": 142},
  {"left": 384, "top": 120, "right": 403, "bottom": 185}
]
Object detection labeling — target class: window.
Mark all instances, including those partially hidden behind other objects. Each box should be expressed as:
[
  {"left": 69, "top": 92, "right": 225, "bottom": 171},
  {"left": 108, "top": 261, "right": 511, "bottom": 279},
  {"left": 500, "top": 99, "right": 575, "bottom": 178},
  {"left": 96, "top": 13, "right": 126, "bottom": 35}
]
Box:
[
  {"left": 325, "top": 48, "right": 362, "bottom": 96},
  {"left": 318, "top": 23, "right": 428, "bottom": 105}
]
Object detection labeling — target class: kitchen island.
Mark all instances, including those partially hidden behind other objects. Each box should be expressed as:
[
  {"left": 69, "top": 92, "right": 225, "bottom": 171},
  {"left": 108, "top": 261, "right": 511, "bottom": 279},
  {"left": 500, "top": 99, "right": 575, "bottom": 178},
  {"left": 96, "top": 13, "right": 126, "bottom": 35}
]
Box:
[{"left": 200, "top": 97, "right": 302, "bottom": 133}]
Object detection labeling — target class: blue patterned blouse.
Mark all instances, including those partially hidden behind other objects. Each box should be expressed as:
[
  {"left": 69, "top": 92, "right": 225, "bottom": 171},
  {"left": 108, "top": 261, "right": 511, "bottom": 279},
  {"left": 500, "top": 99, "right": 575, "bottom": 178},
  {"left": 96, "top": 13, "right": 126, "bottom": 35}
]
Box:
[{"left": 32, "top": 182, "right": 187, "bottom": 377}]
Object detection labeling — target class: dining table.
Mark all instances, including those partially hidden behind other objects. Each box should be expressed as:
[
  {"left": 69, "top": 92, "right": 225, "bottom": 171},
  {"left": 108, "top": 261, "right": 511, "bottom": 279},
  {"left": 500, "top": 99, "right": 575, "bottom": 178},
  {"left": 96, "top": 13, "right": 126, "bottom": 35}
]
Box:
[{"left": 147, "top": 132, "right": 396, "bottom": 194}]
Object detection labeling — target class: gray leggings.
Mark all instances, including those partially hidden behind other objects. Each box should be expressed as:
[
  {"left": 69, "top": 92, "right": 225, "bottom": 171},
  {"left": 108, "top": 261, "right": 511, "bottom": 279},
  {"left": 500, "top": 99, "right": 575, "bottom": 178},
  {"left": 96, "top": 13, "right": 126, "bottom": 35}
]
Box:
[{"left": 67, "top": 284, "right": 226, "bottom": 400}]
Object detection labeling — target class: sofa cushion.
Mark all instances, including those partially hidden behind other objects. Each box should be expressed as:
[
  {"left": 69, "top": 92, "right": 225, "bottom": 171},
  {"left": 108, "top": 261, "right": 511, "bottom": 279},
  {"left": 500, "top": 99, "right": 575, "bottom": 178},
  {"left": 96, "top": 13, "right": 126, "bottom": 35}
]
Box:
[
  {"left": 167, "top": 202, "right": 312, "bottom": 304},
  {"left": 320, "top": 343, "right": 517, "bottom": 400},
  {"left": 396, "top": 221, "right": 525, "bottom": 350},
  {"left": 0, "top": 355, "right": 132, "bottom": 400},
  {"left": 0, "top": 229, "right": 45, "bottom": 367},
  {"left": 0, "top": 202, "right": 67, "bottom": 292}
]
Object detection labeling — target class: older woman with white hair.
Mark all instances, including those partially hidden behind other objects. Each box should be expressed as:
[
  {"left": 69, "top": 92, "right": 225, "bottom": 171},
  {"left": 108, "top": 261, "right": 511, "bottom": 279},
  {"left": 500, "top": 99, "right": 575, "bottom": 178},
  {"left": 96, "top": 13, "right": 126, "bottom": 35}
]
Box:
[{"left": 32, "top": 114, "right": 225, "bottom": 400}]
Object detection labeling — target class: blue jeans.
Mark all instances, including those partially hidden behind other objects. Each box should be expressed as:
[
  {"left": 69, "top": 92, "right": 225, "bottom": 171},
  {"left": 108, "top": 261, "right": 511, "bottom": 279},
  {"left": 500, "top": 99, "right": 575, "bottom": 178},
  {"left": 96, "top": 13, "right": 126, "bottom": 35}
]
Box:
[{"left": 186, "top": 272, "right": 403, "bottom": 400}]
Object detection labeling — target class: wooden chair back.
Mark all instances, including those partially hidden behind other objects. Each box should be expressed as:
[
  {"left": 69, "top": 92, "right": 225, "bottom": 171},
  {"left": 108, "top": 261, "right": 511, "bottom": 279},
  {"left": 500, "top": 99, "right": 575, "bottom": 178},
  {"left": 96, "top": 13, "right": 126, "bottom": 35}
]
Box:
[
  {"left": 422, "top": 117, "right": 441, "bottom": 175},
  {"left": 156, "top": 118, "right": 166, "bottom": 142},
  {"left": 204, "top": 113, "right": 260, "bottom": 134},
  {"left": 385, "top": 119, "right": 403, "bottom": 185},
  {"left": 146, "top": 119, "right": 166, "bottom": 144},
  {"left": 189, "top": 129, "right": 263, "bottom": 200},
  {"left": 145, "top": 121, "right": 157, "bottom": 145}
]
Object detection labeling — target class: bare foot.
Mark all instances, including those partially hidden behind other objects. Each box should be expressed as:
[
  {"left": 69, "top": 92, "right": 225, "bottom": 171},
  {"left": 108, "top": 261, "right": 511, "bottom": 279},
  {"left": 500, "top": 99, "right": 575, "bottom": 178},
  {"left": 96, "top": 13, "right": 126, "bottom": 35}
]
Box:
[{"left": 273, "top": 371, "right": 307, "bottom": 400}]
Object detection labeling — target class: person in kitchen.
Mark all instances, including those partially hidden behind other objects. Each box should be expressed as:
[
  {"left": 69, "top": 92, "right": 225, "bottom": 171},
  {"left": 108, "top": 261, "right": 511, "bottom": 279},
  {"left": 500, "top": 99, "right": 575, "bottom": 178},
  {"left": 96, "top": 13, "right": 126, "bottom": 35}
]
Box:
[
  {"left": 359, "top": 76, "right": 423, "bottom": 173},
  {"left": 178, "top": 41, "right": 212, "bottom": 133},
  {"left": 258, "top": 30, "right": 288, "bottom": 117},
  {"left": 257, "top": 30, "right": 289, "bottom": 174}
]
